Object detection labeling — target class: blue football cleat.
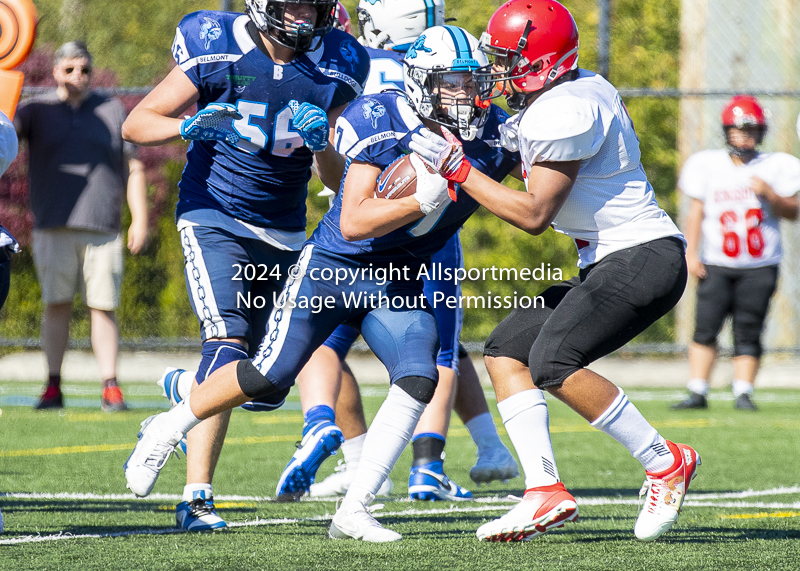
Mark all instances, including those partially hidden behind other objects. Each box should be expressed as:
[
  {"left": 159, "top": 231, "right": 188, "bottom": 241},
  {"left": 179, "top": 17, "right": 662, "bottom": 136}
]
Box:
[
  {"left": 408, "top": 460, "right": 473, "bottom": 501},
  {"left": 158, "top": 367, "right": 186, "bottom": 407},
  {"left": 276, "top": 421, "right": 344, "bottom": 501},
  {"left": 175, "top": 492, "right": 228, "bottom": 532}
]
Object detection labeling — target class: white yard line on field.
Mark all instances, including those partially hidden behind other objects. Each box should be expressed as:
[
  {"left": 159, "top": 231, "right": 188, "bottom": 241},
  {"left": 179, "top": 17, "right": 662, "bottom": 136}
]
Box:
[{"left": 2, "top": 486, "right": 800, "bottom": 545}]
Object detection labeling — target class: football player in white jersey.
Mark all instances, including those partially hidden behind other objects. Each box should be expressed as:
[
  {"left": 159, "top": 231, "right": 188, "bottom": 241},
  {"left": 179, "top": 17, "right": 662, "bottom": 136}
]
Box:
[
  {"left": 673, "top": 96, "right": 800, "bottom": 411},
  {"left": 410, "top": 0, "right": 700, "bottom": 542}
]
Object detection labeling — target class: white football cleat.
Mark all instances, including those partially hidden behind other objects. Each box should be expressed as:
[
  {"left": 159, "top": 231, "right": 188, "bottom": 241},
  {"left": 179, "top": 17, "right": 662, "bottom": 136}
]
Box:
[
  {"left": 123, "top": 414, "right": 184, "bottom": 497},
  {"left": 634, "top": 441, "right": 701, "bottom": 541},
  {"left": 477, "top": 482, "right": 578, "bottom": 542},
  {"left": 469, "top": 446, "right": 520, "bottom": 484},
  {"left": 329, "top": 492, "right": 402, "bottom": 543},
  {"left": 309, "top": 460, "right": 394, "bottom": 498}
]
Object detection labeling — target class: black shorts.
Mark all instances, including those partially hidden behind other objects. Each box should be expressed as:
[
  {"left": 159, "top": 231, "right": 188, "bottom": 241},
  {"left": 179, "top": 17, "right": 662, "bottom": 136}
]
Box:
[
  {"left": 484, "top": 237, "right": 687, "bottom": 389},
  {"left": 693, "top": 264, "right": 778, "bottom": 358}
]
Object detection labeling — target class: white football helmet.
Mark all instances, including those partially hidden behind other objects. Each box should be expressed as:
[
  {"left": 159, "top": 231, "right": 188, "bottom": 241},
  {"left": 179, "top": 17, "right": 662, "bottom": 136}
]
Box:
[
  {"left": 357, "top": 0, "right": 445, "bottom": 51},
  {"left": 403, "top": 25, "right": 489, "bottom": 141},
  {"left": 245, "top": 0, "right": 337, "bottom": 53}
]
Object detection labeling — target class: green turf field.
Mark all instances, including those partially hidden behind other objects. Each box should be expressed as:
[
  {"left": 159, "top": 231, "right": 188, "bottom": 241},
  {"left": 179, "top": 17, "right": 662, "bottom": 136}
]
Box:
[{"left": 2, "top": 381, "right": 800, "bottom": 570}]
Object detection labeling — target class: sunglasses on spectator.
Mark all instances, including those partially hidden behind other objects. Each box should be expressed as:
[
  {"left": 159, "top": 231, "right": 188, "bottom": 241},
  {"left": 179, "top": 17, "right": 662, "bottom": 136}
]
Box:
[{"left": 64, "top": 66, "right": 92, "bottom": 75}]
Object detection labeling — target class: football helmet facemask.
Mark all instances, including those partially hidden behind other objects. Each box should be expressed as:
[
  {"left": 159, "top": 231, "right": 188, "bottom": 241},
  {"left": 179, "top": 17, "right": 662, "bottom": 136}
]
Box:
[
  {"left": 246, "top": 0, "right": 337, "bottom": 53},
  {"left": 357, "top": 0, "right": 445, "bottom": 52},
  {"left": 475, "top": 0, "right": 579, "bottom": 111},
  {"left": 403, "top": 25, "right": 490, "bottom": 141}
]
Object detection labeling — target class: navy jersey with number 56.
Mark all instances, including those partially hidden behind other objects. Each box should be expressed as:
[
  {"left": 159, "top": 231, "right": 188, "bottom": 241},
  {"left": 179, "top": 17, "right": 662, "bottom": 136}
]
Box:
[
  {"left": 309, "top": 91, "right": 519, "bottom": 263},
  {"left": 172, "top": 11, "right": 369, "bottom": 231}
]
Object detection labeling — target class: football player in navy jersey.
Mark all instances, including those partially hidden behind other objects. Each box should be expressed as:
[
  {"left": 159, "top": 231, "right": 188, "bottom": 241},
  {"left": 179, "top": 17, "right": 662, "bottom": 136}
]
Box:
[
  {"left": 121, "top": 0, "right": 368, "bottom": 531},
  {"left": 298, "top": 0, "right": 518, "bottom": 503},
  {"left": 124, "top": 25, "right": 519, "bottom": 542}
]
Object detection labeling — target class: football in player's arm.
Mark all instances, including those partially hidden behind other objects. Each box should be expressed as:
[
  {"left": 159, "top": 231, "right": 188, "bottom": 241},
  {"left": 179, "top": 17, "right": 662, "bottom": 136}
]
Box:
[{"left": 122, "top": 25, "right": 519, "bottom": 543}]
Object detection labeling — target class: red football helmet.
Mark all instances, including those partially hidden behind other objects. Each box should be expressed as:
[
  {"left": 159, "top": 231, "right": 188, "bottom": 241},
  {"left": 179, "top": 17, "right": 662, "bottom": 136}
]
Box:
[
  {"left": 333, "top": 2, "right": 351, "bottom": 35},
  {"left": 721, "top": 95, "right": 767, "bottom": 129},
  {"left": 722, "top": 95, "right": 767, "bottom": 149},
  {"left": 476, "top": 0, "right": 579, "bottom": 109}
]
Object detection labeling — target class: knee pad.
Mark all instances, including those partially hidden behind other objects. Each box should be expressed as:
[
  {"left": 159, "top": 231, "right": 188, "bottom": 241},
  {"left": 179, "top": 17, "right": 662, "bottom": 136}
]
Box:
[
  {"left": 236, "top": 359, "right": 280, "bottom": 400},
  {"left": 394, "top": 375, "right": 437, "bottom": 404},
  {"left": 196, "top": 341, "right": 248, "bottom": 384}
]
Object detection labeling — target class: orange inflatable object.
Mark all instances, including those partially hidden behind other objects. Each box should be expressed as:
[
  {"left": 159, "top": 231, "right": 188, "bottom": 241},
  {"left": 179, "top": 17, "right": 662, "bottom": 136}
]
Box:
[
  {"left": 0, "top": 69, "right": 23, "bottom": 119},
  {"left": 0, "top": 0, "right": 37, "bottom": 119},
  {"left": 0, "top": 0, "right": 37, "bottom": 71}
]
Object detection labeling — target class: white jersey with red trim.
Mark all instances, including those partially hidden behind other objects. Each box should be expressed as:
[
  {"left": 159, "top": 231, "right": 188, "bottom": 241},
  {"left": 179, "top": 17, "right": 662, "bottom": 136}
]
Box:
[
  {"left": 514, "top": 69, "right": 682, "bottom": 268},
  {"left": 679, "top": 149, "right": 800, "bottom": 268}
]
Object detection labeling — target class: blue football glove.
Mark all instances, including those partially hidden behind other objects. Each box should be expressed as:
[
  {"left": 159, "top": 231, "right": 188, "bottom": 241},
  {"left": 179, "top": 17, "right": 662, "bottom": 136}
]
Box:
[
  {"left": 180, "top": 103, "right": 242, "bottom": 145},
  {"left": 289, "top": 100, "right": 329, "bottom": 152}
]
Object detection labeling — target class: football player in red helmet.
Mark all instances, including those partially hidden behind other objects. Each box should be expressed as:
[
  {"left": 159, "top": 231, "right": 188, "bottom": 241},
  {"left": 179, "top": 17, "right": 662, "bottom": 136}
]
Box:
[
  {"left": 475, "top": 0, "right": 578, "bottom": 110},
  {"left": 673, "top": 95, "right": 799, "bottom": 413},
  {"left": 333, "top": 1, "right": 351, "bottom": 34},
  {"left": 410, "top": 0, "right": 701, "bottom": 543}
]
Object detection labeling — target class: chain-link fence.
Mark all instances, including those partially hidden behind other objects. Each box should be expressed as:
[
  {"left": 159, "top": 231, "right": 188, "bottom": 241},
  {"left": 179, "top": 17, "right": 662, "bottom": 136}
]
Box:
[
  {"left": 1, "top": 0, "right": 800, "bottom": 355},
  {"left": 675, "top": 0, "right": 800, "bottom": 354}
]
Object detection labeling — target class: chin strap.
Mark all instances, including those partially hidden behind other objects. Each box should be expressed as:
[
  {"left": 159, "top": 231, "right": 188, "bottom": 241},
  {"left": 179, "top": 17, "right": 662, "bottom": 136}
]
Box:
[{"left": 728, "top": 145, "right": 758, "bottom": 161}]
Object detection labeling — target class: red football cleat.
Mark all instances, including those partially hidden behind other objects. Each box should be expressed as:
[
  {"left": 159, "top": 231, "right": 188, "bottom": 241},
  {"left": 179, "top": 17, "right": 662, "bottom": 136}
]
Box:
[{"left": 476, "top": 482, "right": 578, "bottom": 542}]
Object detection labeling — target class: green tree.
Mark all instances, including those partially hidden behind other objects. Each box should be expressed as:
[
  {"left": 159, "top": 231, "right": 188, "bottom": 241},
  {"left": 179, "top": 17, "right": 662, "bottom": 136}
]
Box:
[{"left": 5, "top": 0, "right": 682, "bottom": 347}]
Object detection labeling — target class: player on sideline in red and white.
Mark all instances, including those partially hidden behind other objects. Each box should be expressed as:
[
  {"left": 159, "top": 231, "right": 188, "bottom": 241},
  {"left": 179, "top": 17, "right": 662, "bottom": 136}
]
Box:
[
  {"left": 672, "top": 95, "right": 800, "bottom": 411},
  {"left": 409, "top": 0, "right": 701, "bottom": 542}
]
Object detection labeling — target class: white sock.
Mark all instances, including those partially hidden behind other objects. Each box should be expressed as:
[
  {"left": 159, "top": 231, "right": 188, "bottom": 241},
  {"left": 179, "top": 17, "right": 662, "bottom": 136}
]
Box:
[
  {"left": 177, "top": 370, "right": 197, "bottom": 400},
  {"left": 464, "top": 412, "right": 504, "bottom": 455},
  {"left": 159, "top": 394, "right": 201, "bottom": 437},
  {"left": 341, "top": 433, "right": 366, "bottom": 468},
  {"left": 183, "top": 483, "right": 212, "bottom": 502},
  {"left": 497, "top": 389, "right": 559, "bottom": 488},
  {"left": 732, "top": 379, "right": 753, "bottom": 398},
  {"left": 687, "top": 378, "right": 709, "bottom": 396},
  {"left": 591, "top": 388, "right": 674, "bottom": 473},
  {"left": 344, "top": 385, "right": 426, "bottom": 504}
]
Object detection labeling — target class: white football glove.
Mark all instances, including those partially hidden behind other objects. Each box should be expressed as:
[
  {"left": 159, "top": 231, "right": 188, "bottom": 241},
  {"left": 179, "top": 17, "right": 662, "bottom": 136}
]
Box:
[
  {"left": 409, "top": 127, "right": 471, "bottom": 183},
  {"left": 498, "top": 115, "right": 520, "bottom": 152},
  {"left": 409, "top": 154, "right": 448, "bottom": 215},
  {"left": 408, "top": 128, "right": 451, "bottom": 169}
]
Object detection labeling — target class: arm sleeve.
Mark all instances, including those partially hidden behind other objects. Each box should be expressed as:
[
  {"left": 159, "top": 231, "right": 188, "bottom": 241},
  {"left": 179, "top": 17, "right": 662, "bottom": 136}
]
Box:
[
  {"left": 171, "top": 12, "right": 206, "bottom": 88},
  {"left": 767, "top": 153, "right": 800, "bottom": 197},
  {"left": 677, "top": 152, "right": 707, "bottom": 201},
  {"left": 519, "top": 95, "right": 602, "bottom": 163},
  {"left": 330, "top": 40, "right": 371, "bottom": 108}
]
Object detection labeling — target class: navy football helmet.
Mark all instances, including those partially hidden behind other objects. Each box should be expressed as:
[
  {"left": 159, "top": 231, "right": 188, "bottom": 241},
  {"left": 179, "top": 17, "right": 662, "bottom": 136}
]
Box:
[{"left": 246, "top": 0, "right": 337, "bottom": 53}]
